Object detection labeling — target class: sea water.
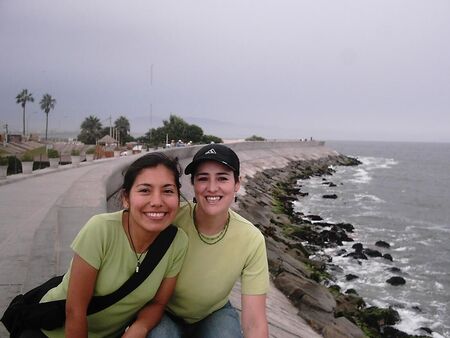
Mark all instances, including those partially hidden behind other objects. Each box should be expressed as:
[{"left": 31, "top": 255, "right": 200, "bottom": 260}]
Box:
[{"left": 293, "top": 141, "right": 450, "bottom": 337}]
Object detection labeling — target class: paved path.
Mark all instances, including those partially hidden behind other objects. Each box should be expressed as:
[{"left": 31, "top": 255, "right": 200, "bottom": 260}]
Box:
[{"left": 0, "top": 142, "right": 332, "bottom": 337}]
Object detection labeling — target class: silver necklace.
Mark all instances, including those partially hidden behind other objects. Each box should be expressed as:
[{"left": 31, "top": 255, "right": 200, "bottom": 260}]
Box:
[{"left": 126, "top": 211, "right": 144, "bottom": 273}]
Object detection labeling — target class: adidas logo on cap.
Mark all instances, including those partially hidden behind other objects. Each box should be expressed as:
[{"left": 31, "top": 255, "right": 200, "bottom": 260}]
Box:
[{"left": 204, "top": 149, "right": 217, "bottom": 155}]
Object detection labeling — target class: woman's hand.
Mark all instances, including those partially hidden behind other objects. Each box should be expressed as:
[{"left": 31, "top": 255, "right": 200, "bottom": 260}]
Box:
[
  {"left": 123, "top": 276, "right": 178, "bottom": 336},
  {"left": 121, "top": 322, "right": 148, "bottom": 338}
]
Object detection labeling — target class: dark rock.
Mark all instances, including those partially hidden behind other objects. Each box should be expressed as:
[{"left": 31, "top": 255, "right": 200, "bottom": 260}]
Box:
[
  {"left": 319, "top": 229, "right": 348, "bottom": 246},
  {"left": 344, "top": 251, "right": 368, "bottom": 260},
  {"left": 386, "top": 276, "right": 406, "bottom": 286},
  {"left": 312, "top": 221, "right": 334, "bottom": 227},
  {"left": 412, "top": 305, "right": 422, "bottom": 312},
  {"left": 383, "top": 253, "right": 393, "bottom": 261},
  {"left": 359, "top": 306, "right": 400, "bottom": 332},
  {"left": 345, "top": 289, "right": 358, "bottom": 295},
  {"left": 335, "top": 222, "right": 355, "bottom": 232},
  {"left": 364, "top": 248, "right": 383, "bottom": 258},
  {"left": 418, "top": 327, "right": 433, "bottom": 334},
  {"left": 345, "top": 274, "right": 359, "bottom": 281},
  {"left": 336, "top": 249, "right": 347, "bottom": 256},
  {"left": 375, "top": 240, "right": 391, "bottom": 248},
  {"left": 307, "top": 214, "right": 323, "bottom": 221},
  {"left": 387, "top": 267, "right": 401, "bottom": 273},
  {"left": 381, "top": 326, "right": 412, "bottom": 337},
  {"left": 352, "top": 243, "right": 364, "bottom": 252},
  {"left": 323, "top": 194, "right": 338, "bottom": 199}
]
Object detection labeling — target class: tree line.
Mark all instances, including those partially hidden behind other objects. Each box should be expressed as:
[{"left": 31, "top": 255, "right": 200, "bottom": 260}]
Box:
[
  {"left": 78, "top": 114, "right": 222, "bottom": 146},
  {"left": 77, "top": 115, "right": 131, "bottom": 145},
  {"left": 15, "top": 88, "right": 223, "bottom": 146}
]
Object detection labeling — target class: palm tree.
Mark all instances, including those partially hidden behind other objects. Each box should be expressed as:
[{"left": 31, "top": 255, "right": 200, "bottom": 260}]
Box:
[
  {"left": 114, "top": 116, "right": 130, "bottom": 145},
  {"left": 39, "top": 94, "right": 56, "bottom": 140},
  {"left": 15, "top": 89, "right": 34, "bottom": 136},
  {"left": 78, "top": 115, "right": 103, "bottom": 144}
]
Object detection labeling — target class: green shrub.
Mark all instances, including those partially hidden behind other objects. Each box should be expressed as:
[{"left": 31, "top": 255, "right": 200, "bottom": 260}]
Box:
[
  {"left": 0, "top": 156, "right": 9, "bottom": 165},
  {"left": 71, "top": 149, "right": 80, "bottom": 156},
  {"left": 85, "top": 147, "right": 96, "bottom": 154},
  {"left": 47, "top": 149, "right": 59, "bottom": 158},
  {"left": 21, "top": 153, "right": 34, "bottom": 162},
  {"left": 0, "top": 156, "right": 9, "bottom": 166},
  {"left": 245, "top": 135, "right": 266, "bottom": 141}
]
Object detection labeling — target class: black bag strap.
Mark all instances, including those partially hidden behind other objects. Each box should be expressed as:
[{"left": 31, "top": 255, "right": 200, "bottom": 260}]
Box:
[{"left": 86, "top": 224, "right": 178, "bottom": 314}]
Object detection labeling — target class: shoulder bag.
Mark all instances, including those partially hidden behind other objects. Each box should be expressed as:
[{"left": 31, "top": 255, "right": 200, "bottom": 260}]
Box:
[{"left": 1, "top": 225, "right": 178, "bottom": 338}]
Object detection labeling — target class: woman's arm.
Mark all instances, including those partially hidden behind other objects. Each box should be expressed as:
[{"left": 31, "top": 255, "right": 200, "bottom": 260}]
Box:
[
  {"left": 65, "top": 254, "right": 98, "bottom": 338},
  {"left": 122, "top": 276, "right": 178, "bottom": 338},
  {"left": 241, "top": 294, "right": 268, "bottom": 338}
]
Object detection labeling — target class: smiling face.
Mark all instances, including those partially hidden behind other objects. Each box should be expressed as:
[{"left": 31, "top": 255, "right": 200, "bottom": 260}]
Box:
[
  {"left": 193, "top": 160, "right": 240, "bottom": 218},
  {"left": 123, "top": 164, "right": 179, "bottom": 234}
]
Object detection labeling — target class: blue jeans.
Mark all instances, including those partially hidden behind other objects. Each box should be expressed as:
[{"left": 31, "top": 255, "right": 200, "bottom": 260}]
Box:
[{"left": 148, "top": 302, "right": 243, "bottom": 338}]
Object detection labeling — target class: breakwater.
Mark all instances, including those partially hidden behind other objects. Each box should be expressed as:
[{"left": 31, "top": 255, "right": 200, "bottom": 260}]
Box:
[{"left": 236, "top": 154, "right": 433, "bottom": 338}]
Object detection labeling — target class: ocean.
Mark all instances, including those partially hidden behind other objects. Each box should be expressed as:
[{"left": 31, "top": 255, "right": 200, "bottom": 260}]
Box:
[{"left": 293, "top": 141, "right": 450, "bottom": 338}]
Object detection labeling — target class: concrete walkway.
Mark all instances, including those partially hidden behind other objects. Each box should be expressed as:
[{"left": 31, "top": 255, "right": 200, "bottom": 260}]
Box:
[{"left": 0, "top": 141, "right": 334, "bottom": 337}]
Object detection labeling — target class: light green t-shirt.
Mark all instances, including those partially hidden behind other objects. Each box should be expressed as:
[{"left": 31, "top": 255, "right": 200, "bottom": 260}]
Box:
[
  {"left": 167, "top": 202, "right": 269, "bottom": 323},
  {"left": 41, "top": 211, "right": 188, "bottom": 338}
]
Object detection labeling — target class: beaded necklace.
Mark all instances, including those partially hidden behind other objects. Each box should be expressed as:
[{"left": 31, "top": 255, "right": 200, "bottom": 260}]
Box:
[{"left": 193, "top": 205, "right": 230, "bottom": 245}]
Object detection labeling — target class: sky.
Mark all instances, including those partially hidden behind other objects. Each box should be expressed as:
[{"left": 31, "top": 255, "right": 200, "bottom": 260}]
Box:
[{"left": 1, "top": 0, "right": 449, "bottom": 142}]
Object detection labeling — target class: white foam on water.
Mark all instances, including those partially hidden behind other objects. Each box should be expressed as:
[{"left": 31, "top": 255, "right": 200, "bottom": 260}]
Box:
[
  {"left": 376, "top": 158, "right": 399, "bottom": 169},
  {"left": 354, "top": 193, "right": 385, "bottom": 203},
  {"left": 434, "top": 281, "right": 444, "bottom": 290},
  {"left": 358, "top": 156, "right": 398, "bottom": 170},
  {"left": 349, "top": 168, "right": 371, "bottom": 184},
  {"left": 394, "top": 307, "right": 447, "bottom": 338}
]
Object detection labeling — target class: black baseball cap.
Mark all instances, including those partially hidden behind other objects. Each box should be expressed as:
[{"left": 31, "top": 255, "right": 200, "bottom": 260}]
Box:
[{"left": 185, "top": 144, "right": 240, "bottom": 176}]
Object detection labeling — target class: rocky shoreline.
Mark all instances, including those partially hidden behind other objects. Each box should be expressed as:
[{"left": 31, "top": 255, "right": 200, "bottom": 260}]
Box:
[{"left": 236, "top": 154, "right": 431, "bottom": 338}]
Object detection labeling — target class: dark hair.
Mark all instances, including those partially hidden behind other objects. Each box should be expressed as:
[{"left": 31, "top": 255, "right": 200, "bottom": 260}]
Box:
[{"left": 122, "top": 152, "right": 182, "bottom": 198}]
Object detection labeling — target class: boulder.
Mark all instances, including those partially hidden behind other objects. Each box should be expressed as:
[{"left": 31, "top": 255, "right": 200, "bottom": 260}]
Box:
[
  {"left": 383, "top": 253, "right": 393, "bottom": 261},
  {"left": 352, "top": 243, "right": 364, "bottom": 252},
  {"left": 386, "top": 276, "right": 406, "bottom": 286},
  {"left": 322, "top": 316, "right": 366, "bottom": 338},
  {"left": 344, "top": 251, "right": 368, "bottom": 260},
  {"left": 274, "top": 271, "right": 336, "bottom": 314},
  {"left": 323, "top": 194, "right": 338, "bottom": 199},
  {"left": 345, "top": 274, "right": 359, "bottom": 281},
  {"left": 375, "top": 240, "right": 391, "bottom": 248},
  {"left": 364, "top": 248, "right": 383, "bottom": 258},
  {"left": 307, "top": 214, "right": 323, "bottom": 221}
]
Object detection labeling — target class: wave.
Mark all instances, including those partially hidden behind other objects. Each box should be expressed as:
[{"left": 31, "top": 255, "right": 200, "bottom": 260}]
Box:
[
  {"left": 354, "top": 193, "right": 385, "bottom": 203},
  {"left": 359, "top": 156, "right": 399, "bottom": 170},
  {"left": 349, "top": 168, "right": 371, "bottom": 184},
  {"left": 347, "top": 156, "right": 398, "bottom": 184}
]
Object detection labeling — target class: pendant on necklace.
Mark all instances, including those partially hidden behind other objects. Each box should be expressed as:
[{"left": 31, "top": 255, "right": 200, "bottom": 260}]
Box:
[{"left": 136, "top": 262, "right": 140, "bottom": 273}]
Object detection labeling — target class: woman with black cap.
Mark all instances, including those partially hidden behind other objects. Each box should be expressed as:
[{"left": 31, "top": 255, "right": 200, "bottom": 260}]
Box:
[{"left": 148, "top": 144, "right": 269, "bottom": 338}]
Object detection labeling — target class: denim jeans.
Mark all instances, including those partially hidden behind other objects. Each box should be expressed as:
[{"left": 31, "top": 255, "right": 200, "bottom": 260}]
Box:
[{"left": 147, "top": 302, "right": 243, "bottom": 338}]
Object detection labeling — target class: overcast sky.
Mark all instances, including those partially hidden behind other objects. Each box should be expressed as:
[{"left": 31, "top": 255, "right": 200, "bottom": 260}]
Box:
[{"left": 1, "top": 0, "right": 449, "bottom": 142}]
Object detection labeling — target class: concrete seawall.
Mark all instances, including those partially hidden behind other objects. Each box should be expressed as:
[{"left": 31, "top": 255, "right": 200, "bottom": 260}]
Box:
[{"left": 0, "top": 141, "right": 338, "bottom": 337}]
